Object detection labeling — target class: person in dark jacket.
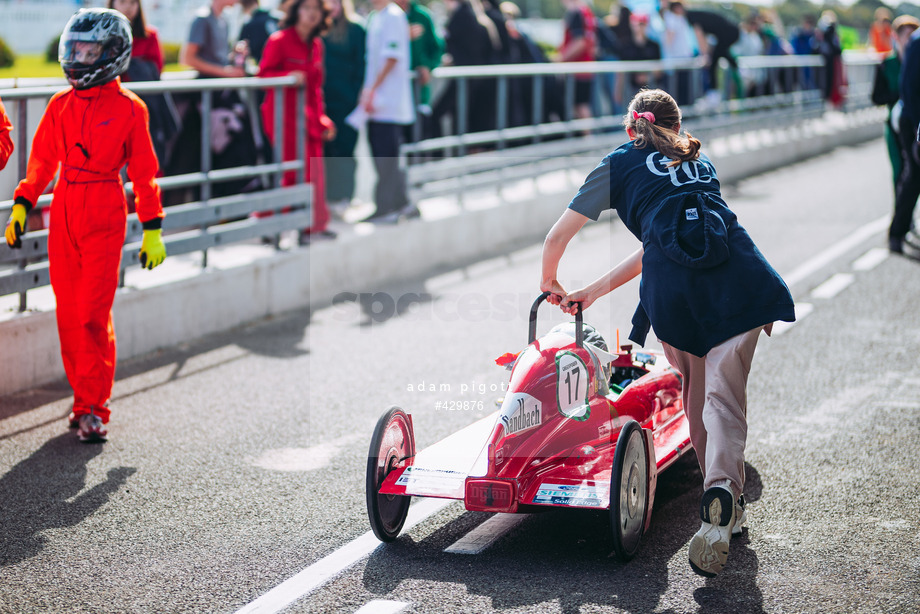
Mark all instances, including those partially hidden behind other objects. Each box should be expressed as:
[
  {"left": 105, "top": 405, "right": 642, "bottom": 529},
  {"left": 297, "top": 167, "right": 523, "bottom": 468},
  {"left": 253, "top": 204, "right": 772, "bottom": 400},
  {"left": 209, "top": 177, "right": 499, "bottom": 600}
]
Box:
[
  {"left": 872, "top": 16, "right": 919, "bottom": 191},
  {"left": 890, "top": 27, "right": 920, "bottom": 253},
  {"left": 500, "top": 0, "right": 562, "bottom": 126},
  {"left": 817, "top": 10, "right": 846, "bottom": 108},
  {"left": 395, "top": 0, "right": 444, "bottom": 144},
  {"left": 541, "top": 89, "right": 794, "bottom": 578},
  {"left": 109, "top": 0, "right": 179, "bottom": 174},
  {"left": 559, "top": 0, "right": 598, "bottom": 120},
  {"left": 239, "top": 0, "right": 279, "bottom": 63},
  {"left": 432, "top": 0, "right": 500, "bottom": 136},
  {"left": 323, "top": 0, "right": 365, "bottom": 211},
  {"left": 686, "top": 9, "right": 739, "bottom": 96},
  {"left": 617, "top": 12, "right": 661, "bottom": 101}
]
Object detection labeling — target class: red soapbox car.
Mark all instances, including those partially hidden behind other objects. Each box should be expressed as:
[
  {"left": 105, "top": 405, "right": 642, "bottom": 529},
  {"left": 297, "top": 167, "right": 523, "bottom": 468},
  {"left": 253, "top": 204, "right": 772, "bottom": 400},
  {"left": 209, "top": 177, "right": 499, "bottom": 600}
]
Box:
[{"left": 366, "top": 292, "right": 693, "bottom": 561}]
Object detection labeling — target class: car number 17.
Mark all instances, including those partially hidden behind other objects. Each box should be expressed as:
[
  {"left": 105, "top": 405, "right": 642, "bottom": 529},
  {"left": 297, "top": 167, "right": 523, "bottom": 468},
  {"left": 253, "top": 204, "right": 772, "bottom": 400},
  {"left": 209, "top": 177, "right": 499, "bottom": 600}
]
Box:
[{"left": 556, "top": 351, "right": 590, "bottom": 420}]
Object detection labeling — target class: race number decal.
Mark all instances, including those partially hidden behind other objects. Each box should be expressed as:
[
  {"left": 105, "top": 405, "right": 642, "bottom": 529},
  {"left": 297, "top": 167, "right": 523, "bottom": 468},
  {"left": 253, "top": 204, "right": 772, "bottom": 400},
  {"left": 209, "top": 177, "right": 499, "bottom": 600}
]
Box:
[{"left": 556, "top": 351, "right": 590, "bottom": 421}]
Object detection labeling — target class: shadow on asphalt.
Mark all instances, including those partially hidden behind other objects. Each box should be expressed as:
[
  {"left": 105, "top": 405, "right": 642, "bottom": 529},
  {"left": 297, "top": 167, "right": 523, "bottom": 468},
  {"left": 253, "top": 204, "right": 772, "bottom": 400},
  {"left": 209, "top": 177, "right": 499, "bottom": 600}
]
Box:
[
  {"left": 350, "top": 281, "right": 435, "bottom": 328},
  {"left": 334, "top": 252, "right": 528, "bottom": 328},
  {"left": 0, "top": 309, "right": 311, "bottom": 433},
  {"left": 0, "top": 432, "right": 135, "bottom": 567},
  {"left": 361, "top": 454, "right": 766, "bottom": 613},
  {"left": 110, "top": 307, "right": 311, "bottom": 406}
]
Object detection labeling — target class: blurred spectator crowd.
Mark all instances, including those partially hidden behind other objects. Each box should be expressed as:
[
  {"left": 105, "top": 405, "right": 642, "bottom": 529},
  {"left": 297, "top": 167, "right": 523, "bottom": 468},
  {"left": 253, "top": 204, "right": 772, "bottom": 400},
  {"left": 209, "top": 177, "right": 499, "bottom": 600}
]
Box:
[{"left": 106, "top": 0, "right": 915, "bottom": 239}]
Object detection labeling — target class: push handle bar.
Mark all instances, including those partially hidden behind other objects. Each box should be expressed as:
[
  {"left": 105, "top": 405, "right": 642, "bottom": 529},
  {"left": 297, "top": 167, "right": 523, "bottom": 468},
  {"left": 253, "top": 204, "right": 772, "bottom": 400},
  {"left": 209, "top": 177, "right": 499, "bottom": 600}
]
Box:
[{"left": 529, "top": 292, "right": 583, "bottom": 347}]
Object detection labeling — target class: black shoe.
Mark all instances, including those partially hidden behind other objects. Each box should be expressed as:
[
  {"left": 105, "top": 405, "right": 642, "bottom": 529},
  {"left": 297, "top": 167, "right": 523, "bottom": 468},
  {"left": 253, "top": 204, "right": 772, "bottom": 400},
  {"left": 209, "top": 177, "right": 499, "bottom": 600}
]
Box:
[
  {"left": 299, "top": 230, "right": 337, "bottom": 245},
  {"left": 889, "top": 237, "right": 904, "bottom": 254},
  {"left": 399, "top": 204, "right": 421, "bottom": 219},
  {"left": 732, "top": 494, "right": 746, "bottom": 537},
  {"left": 362, "top": 212, "right": 400, "bottom": 225}
]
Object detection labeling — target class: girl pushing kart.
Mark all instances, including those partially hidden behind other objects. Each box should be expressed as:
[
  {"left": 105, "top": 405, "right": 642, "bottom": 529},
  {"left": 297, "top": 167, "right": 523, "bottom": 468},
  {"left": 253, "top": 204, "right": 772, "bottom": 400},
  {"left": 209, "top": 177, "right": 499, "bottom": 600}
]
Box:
[
  {"left": 540, "top": 88, "right": 794, "bottom": 577},
  {"left": 3, "top": 8, "right": 165, "bottom": 443}
]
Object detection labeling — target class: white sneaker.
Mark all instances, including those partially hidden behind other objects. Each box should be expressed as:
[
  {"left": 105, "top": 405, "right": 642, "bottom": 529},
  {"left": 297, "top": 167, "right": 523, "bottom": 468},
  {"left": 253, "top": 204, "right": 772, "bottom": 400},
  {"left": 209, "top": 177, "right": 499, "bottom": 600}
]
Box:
[
  {"left": 77, "top": 413, "right": 108, "bottom": 443},
  {"left": 689, "top": 485, "right": 735, "bottom": 577},
  {"left": 328, "top": 199, "right": 351, "bottom": 220}
]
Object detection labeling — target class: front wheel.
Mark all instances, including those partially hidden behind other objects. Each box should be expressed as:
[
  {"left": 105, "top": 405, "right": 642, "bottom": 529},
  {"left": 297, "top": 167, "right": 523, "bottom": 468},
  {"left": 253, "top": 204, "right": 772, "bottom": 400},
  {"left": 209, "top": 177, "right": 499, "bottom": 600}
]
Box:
[
  {"left": 610, "top": 420, "right": 649, "bottom": 561},
  {"left": 366, "top": 406, "right": 415, "bottom": 542}
]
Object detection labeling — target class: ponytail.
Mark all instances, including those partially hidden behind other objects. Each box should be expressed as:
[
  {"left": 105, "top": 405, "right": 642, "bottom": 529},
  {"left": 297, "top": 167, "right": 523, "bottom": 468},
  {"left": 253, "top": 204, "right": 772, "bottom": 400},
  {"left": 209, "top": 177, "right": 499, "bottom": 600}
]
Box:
[{"left": 624, "top": 89, "right": 702, "bottom": 168}]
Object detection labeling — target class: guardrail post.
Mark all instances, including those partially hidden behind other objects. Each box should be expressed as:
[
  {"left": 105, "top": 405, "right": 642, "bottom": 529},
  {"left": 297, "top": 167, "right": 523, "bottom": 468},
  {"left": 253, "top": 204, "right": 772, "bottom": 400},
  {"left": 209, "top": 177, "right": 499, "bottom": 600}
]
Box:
[
  {"left": 457, "top": 77, "right": 467, "bottom": 158},
  {"left": 293, "top": 80, "right": 306, "bottom": 247},
  {"left": 497, "top": 75, "right": 507, "bottom": 151},
  {"left": 200, "top": 89, "right": 212, "bottom": 268},
  {"left": 296, "top": 84, "right": 306, "bottom": 186},
  {"left": 412, "top": 73, "right": 423, "bottom": 146},
  {"left": 564, "top": 74, "right": 574, "bottom": 134},
  {"left": 532, "top": 74, "right": 543, "bottom": 145},
  {"left": 15, "top": 98, "right": 27, "bottom": 312},
  {"left": 697, "top": 65, "right": 705, "bottom": 104}
]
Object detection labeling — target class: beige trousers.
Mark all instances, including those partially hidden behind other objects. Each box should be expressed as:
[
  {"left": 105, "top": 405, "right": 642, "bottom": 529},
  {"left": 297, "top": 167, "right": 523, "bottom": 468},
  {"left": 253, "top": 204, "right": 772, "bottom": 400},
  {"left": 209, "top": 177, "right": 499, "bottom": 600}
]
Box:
[{"left": 661, "top": 326, "right": 765, "bottom": 499}]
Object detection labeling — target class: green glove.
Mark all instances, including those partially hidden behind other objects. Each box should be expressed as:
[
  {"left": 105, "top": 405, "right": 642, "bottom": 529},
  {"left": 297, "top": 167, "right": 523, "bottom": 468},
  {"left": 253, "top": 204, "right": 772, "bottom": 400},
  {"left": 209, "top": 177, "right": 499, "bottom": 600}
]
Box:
[
  {"left": 138, "top": 229, "right": 166, "bottom": 270},
  {"left": 4, "top": 204, "right": 26, "bottom": 248}
]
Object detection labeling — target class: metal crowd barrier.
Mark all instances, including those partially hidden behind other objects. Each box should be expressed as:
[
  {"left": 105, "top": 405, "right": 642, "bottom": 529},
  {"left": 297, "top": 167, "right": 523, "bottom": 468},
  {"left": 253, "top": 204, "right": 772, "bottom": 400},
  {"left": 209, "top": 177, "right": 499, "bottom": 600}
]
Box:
[
  {"left": 0, "top": 53, "right": 882, "bottom": 310},
  {"left": 402, "top": 53, "right": 879, "bottom": 207},
  {"left": 0, "top": 75, "right": 311, "bottom": 311}
]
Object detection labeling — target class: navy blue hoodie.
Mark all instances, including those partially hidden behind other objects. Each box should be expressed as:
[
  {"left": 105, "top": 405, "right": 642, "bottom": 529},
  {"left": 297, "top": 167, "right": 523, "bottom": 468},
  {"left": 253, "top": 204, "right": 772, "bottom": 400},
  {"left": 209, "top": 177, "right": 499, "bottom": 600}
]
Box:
[{"left": 568, "top": 140, "right": 795, "bottom": 356}]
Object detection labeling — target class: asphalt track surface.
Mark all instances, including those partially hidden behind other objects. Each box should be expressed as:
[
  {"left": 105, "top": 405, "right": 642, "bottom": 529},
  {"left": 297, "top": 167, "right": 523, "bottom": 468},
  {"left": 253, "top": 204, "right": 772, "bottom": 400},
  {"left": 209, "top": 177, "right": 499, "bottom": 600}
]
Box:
[{"left": 2, "top": 139, "right": 919, "bottom": 613}]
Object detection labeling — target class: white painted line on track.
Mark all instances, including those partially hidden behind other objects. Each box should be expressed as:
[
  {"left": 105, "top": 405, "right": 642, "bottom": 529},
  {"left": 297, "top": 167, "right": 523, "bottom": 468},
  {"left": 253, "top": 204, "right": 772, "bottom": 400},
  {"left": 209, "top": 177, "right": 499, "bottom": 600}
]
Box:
[
  {"left": 353, "top": 600, "right": 410, "bottom": 614},
  {"left": 773, "top": 303, "right": 814, "bottom": 336},
  {"left": 782, "top": 215, "right": 889, "bottom": 289},
  {"left": 234, "top": 498, "right": 454, "bottom": 614},
  {"left": 810, "top": 273, "right": 855, "bottom": 300},
  {"left": 852, "top": 247, "right": 889, "bottom": 271},
  {"left": 444, "top": 513, "right": 529, "bottom": 555}
]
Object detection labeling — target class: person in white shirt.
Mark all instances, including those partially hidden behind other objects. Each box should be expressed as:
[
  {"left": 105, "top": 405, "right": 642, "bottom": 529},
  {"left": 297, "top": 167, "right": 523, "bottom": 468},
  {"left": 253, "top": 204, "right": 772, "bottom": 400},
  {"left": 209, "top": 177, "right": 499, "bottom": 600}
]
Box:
[
  {"left": 361, "top": 0, "right": 416, "bottom": 222},
  {"left": 661, "top": 0, "right": 697, "bottom": 104}
]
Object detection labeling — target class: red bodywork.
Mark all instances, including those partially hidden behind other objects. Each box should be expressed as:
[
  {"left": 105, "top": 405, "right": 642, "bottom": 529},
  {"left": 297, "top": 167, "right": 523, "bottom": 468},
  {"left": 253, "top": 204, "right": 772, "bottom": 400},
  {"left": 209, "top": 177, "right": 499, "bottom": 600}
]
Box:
[{"left": 378, "top": 330, "right": 692, "bottom": 523}]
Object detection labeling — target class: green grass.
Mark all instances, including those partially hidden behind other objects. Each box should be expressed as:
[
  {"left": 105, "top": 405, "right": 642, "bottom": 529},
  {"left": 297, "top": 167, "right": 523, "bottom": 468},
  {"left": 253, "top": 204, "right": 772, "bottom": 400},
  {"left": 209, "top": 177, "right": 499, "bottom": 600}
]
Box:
[
  {"left": 0, "top": 54, "right": 63, "bottom": 80},
  {"left": 0, "top": 53, "right": 184, "bottom": 81}
]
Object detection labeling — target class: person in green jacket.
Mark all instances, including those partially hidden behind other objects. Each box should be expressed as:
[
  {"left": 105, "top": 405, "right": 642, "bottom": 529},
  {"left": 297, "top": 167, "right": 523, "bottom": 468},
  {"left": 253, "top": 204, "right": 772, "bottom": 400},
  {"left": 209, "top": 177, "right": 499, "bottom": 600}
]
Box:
[
  {"left": 396, "top": 0, "right": 444, "bottom": 139},
  {"left": 323, "top": 0, "right": 366, "bottom": 212},
  {"left": 872, "top": 15, "right": 919, "bottom": 190}
]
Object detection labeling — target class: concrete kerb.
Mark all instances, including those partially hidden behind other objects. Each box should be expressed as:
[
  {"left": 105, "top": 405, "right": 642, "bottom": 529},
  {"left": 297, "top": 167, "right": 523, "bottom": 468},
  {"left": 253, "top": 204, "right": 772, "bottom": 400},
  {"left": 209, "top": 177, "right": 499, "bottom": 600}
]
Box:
[{"left": 0, "top": 109, "right": 885, "bottom": 397}]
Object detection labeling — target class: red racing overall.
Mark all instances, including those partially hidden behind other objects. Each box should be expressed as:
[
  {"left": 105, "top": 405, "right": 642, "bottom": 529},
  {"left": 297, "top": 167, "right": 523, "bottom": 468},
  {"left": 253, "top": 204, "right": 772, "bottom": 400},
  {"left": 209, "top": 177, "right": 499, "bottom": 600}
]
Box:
[{"left": 13, "top": 78, "right": 162, "bottom": 423}]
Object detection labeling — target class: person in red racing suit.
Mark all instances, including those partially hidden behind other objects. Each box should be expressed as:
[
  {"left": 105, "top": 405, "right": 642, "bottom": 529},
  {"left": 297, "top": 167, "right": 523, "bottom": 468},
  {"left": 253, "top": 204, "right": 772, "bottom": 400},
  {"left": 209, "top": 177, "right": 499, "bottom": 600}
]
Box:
[{"left": 3, "top": 8, "right": 165, "bottom": 443}]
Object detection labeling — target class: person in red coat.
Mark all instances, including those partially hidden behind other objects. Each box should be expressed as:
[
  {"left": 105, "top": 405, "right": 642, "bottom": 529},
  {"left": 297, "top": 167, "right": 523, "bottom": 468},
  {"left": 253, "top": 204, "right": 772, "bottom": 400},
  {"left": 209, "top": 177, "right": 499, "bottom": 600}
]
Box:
[
  {"left": 259, "top": 0, "right": 337, "bottom": 242},
  {"left": 3, "top": 9, "right": 165, "bottom": 443},
  {"left": 109, "top": 0, "right": 163, "bottom": 74},
  {"left": 0, "top": 96, "right": 12, "bottom": 169}
]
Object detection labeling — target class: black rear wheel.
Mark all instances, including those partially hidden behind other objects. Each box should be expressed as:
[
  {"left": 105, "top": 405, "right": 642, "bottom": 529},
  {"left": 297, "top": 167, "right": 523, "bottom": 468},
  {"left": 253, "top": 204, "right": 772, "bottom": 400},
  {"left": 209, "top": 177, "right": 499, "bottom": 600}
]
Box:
[
  {"left": 610, "top": 420, "right": 649, "bottom": 561},
  {"left": 366, "top": 406, "right": 415, "bottom": 542}
]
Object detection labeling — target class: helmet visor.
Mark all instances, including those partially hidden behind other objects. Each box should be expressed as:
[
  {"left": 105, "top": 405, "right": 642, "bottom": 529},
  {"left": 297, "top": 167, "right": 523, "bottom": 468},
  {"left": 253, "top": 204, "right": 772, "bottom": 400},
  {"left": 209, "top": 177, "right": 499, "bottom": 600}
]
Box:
[{"left": 59, "top": 39, "right": 106, "bottom": 66}]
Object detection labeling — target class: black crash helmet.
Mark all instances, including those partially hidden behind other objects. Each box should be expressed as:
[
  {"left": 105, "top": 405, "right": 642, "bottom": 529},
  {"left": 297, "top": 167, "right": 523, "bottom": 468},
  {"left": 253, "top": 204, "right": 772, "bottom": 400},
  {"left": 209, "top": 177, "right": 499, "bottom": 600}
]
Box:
[{"left": 59, "top": 8, "right": 133, "bottom": 90}]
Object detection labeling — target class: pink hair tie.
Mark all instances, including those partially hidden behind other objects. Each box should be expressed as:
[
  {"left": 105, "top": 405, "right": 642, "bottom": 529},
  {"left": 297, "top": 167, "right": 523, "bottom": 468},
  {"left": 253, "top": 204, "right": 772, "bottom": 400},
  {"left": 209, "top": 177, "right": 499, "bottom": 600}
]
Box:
[{"left": 632, "top": 110, "right": 655, "bottom": 123}]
